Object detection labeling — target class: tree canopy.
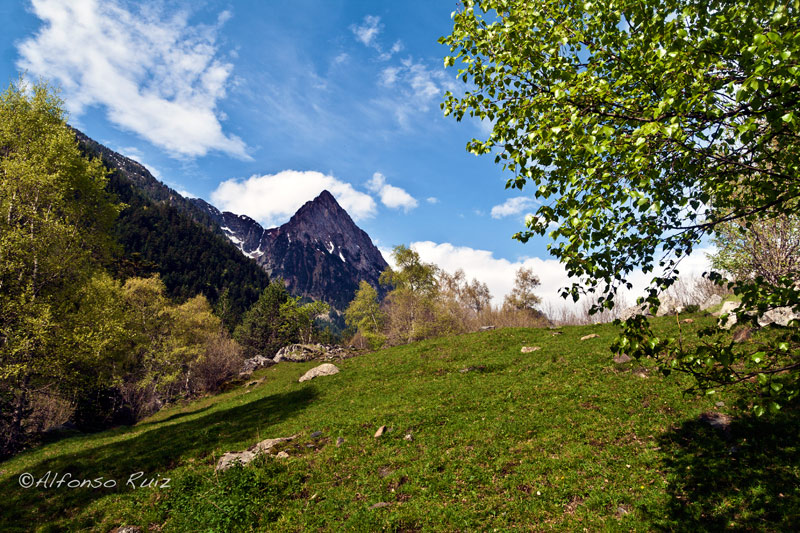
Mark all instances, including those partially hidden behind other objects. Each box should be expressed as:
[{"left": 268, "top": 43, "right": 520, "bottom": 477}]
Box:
[
  {"left": 0, "top": 79, "right": 120, "bottom": 453},
  {"left": 442, "top": 0, "right": 800, "bottom": 412}
]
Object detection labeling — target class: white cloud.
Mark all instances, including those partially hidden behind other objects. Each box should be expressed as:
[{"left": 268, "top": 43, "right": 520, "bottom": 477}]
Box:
[
  {"left": 491, "top": 196, "right": 539, "bottom": 219},
  {"left": 17, "top": 0, "right": 247, "bottom": 159},
  {"left": 426, "top": 197, "right": 439, "bottom": 204},
  {"left": 351, "top": 15, "right": 403, "bottom": 61},
  {"left": 376, "top": 58, "right": 460, "bottom": 127},
  {"left": 378, "top": 40, "right": 405, "bottom": 61},
  {"left": 366, "top": 172, "right": 418, "bottom": 212},
  {"left": 351, "top": 15, "right": 382, "bottom": 48},
  {"left": 211, "top": 170, "right": 377, "bottom": 227},
  {"left": 407, "top": 241, "right": 716, "bottom": 313},
  {"left": 379, "top": 66, "right": 401, "bottom": 87}
]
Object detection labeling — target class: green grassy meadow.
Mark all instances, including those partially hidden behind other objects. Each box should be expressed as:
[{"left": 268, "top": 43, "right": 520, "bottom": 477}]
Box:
[{"left": 1, "top": 315, "right": 798, "bottom": 531}]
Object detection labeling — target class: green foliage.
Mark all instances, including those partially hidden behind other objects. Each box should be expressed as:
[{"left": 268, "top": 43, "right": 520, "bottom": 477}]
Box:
[
  {"left": 106, "top": 171, "right": 269, "bottom": 327},
  {"left": 0, "top": 79, "right": 120, "bottom": 454},
  {"left": 710, "top": 213, "right": 800, "bottom": 283},
  {"left": 157, "top": 457, "right": 303, "bottom": 531},
  {"left": 441, "top": 0, "right": 800, "bottom": 411},
  {"left": 345, "top": 281, "right": 387, "bottom": 349},
  {"left": 503, "top": 267, "right": 542, "bottom": 314},
  {"left": 234, "top": 280, "right": 330, "bottom": 357},
  {"left": 277, "top": 298, "right": 331, "bottom": 345},
  {"left": 380, "top": 246, "right": 444, "bottom": 344}
]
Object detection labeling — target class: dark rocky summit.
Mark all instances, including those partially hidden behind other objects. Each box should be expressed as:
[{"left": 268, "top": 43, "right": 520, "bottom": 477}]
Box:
[{"left": 192, "top": 190, "right": 389, "bottom": 310}]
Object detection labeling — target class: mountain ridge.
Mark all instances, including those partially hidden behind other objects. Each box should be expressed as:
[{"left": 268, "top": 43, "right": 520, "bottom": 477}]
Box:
[
  {"left": 75, "top": 128, "right": 388, "bottom": 311},
  {"left": 192, "top": 190, "right": 389, "bottom": 310}
]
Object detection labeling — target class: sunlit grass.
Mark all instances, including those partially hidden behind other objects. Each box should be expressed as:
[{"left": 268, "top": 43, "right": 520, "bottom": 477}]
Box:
[{"left": 1, "top": 315, "right": 797, "bottom": 531}]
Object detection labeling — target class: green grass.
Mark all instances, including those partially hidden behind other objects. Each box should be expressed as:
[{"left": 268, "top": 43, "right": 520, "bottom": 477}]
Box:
[{"left": 1, "top": 316, "right": 798, "bottom": 531}]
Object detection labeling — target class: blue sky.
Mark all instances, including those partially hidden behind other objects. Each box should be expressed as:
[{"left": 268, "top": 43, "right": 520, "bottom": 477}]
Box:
[{"left": 0, "top": 0, "right": 711, "bottom": 308}]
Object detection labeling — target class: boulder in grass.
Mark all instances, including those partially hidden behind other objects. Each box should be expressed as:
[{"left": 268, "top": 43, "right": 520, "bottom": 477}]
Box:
[
  {"left": 580, "top": 333, "right": 600, "bottom": 341},
  {"left": 239, "top": 354, "right": 275, "bottom": 376},
  {"left": 758, "top": 307, "right": 800, "bottom": 327},
  {"left": 717, "top": 301, "right": 741, "bottom": 330},
  {"left": 298, "top": 363, "right": 340, "bottom": 382},
  {"left": 613, "top": 354, "right": 632, "bottom": 364},
  {"left": 521, "top": 346, "right": 541, "bottom": 353},
  {"left": 700, "top": 294, "right": 723, "bottom": 311},
  {"left": 216, "top": 434, "right": 298, "bottom": 471}
]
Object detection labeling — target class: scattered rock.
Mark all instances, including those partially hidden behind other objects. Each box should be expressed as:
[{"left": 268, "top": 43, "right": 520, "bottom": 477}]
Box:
[
  {"left": 216, "top": 434, "right": 298, "bottom": 471},
  {"left": 298, "top": 363, "right": 340, "bottom": 383},
  {"left": 715, "top": 401, "right": 725, "bottom": 408},
  {"left": 613, "top": 354, "right": 632, "bottom": 364},
  {"left": 616, "top": 504, "right": 632, "bottom": 518},
  {"left": 374, "top": 425, "right": 387, "bottom": 438},
  {"left": 551, "top": 331, "right": 563, "bottom": 336},
  {"left": 479, "top": 325, "right": 496, "bottom": 331},
  {"left": 378, "top": 466, "right": 392, "bottom": 478},
  {"left": 580, "top": 333, "right": 600, "bottom": 341},
  {"left": 310, "top": 430, "right": 323, "bottom": 439},
  {"left": 404, "top": 433, "right": 413, "bottom": 441},
  {"left": 655, "top": 295, "right": 684, "bottom": 317},
  {"left": 619, "top": 303, "right": 652, "bottom": 321},
  {"left": 459, "top": 365, "right": 486, "bottom": 373},
  {"left": 276, "top": 451, "right": 289, "bottom": 459},
  {"left": 682, "top": 318, "right": 694, "bottom": 324},
  {"left": 732, "top": 326, "right": 753, "bottom": 343},
  {"left": 370, "top": 502, "right": 391, "bottom": 510},
  {"left": 113, "top": 527, "right": 143, "bottom": 533},
  {"left": 700, "top": 294, "right": 723, "bottom": 311},
  {"left": 274, "top": 343, "right": 355, "bottom": 363},
  {"left": 758, "top": 307, "right": 800, "bottom": 327},
  {"left": 716, "top": 301, "right": 741, "bottom": 329},
  {"left": 699, "top": 411, "right": 732, "bottom": 439},
  {"left": 564, "top": 495, "right": 584, "bottom": 515},
  {"left": 239, "top": 354, "right": 275, "bottom": 376},
  {"left": 521, "top": 346, "right": 541, "bottom": 353},
  {"left": 632, "top": 367, "right": 649, "bottom": 378},
  {"left": 336, "top": 437, "right": 345, "bottom": 447}
]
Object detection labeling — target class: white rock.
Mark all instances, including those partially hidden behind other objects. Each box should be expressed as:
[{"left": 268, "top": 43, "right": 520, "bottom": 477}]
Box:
[
  {"left": 216, "top": 435, "right": 298, "bottom": 471},
  {"left": 298, "top": 363, "right": 340, "bottom": 382},
  {"left": 700, "top": 294, "right": 723, "bottom": 311},
  {"left": 717, "top": 301, "right": 740, "bottom": 330},
  {"left": 619, "top": 303, "right": 651, "bottom": 321},
  {"left": 758, "top": 307, "right": 800, "bottom": 327}
]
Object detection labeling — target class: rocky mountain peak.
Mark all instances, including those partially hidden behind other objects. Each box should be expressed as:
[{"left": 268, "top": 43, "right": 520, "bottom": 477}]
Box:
[{"left": 196, "top": 189, "right": 388, "bottom": 310}]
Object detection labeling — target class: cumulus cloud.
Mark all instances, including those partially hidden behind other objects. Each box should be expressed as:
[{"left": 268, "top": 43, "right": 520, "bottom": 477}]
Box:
[
  {"left": 17, "top": 0, "right": 247, "bottom": 159},
  {"left": 408, "top": 241, "right": 715, "bottom": 312},
  {"left": 491, "top": 196, "right": 539, "bottom": 219},
  {"left": 426, "top": 197, "right": 439, "bottom": 204},
  {"left": 211, "top": 170, "right": 377, "bottom": 227},
  {"left": 366, "top": 172, "right": 418, "bottom": 212}
]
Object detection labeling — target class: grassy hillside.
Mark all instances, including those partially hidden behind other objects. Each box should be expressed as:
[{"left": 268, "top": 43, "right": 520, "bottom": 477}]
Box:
[{"left": 1, "top": 316, "right": 797, "bottom": 531}]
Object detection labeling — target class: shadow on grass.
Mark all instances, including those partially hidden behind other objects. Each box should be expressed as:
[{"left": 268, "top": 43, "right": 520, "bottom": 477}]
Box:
[
  {"left": 1, "top": 387, "right": 316, "bottom": 532},
  {"left": 137, "top": 403, "right": 213, "bottom": 426},
  {"left": 654, "top": 406, "right": 800, "bottom": 531}
]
